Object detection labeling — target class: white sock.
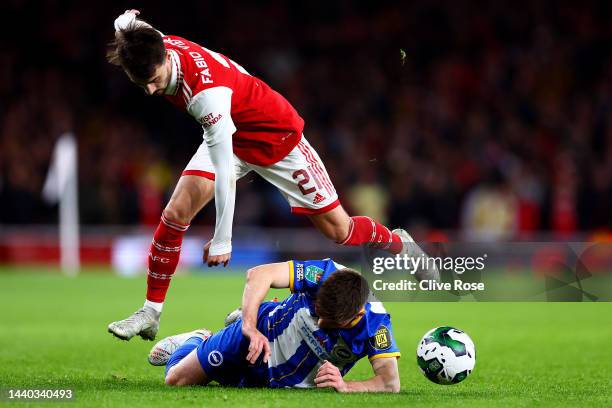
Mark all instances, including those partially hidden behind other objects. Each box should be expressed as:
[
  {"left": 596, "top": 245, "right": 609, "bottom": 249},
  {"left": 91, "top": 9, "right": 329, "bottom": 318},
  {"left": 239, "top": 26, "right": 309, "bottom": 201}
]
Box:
[{"left": 144, "top": 300, "right": 163, "bottom": 313}]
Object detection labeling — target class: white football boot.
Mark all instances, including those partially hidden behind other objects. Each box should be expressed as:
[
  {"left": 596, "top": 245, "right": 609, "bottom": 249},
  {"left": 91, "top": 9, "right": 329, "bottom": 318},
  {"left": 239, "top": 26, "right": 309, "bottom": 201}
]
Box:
[
  {"left": 224, "top": 307, "right": 242, "bottom": 327},
  {"left": 393, "top": 228, "right": 441, "bottom": 282},
  {"left": 148, "top": 329, "right": 213, "bottom": 366},
  {"left": 107, "top": 306, "right": 161, "bottom": 341}
]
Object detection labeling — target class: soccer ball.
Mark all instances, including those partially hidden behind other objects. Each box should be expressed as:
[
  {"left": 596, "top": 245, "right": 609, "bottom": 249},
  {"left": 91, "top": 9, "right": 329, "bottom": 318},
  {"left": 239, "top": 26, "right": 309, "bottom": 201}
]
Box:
[{"left": 416, "top": 326, "right": 476, "bottom": 384}]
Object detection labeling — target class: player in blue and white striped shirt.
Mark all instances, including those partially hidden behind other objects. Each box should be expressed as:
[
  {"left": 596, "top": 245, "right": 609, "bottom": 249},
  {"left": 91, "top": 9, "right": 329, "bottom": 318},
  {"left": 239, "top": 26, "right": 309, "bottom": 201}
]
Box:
[{"left": 152, "top": 259, "right": 401, "bottom": 392}]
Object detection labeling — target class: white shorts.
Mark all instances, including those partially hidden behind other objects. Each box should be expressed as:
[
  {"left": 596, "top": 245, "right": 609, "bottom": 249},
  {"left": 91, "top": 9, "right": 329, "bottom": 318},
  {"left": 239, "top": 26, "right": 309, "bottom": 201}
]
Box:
[{"left": 182, "top": 135, "right": 340, "bottom": 214}]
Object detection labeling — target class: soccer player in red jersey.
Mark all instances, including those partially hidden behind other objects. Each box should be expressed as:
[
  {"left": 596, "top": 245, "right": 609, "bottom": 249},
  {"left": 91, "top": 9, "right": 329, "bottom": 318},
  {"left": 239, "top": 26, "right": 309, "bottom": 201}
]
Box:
[{"left": 107, "top": 10, "right": 437, "bottom": 341}]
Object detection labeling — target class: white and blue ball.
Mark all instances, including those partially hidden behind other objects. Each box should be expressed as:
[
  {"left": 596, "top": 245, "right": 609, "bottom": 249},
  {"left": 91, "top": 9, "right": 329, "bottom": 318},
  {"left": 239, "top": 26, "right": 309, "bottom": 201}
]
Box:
[{"left": 416, "top": 326, "right": 476, "bottom": 384}]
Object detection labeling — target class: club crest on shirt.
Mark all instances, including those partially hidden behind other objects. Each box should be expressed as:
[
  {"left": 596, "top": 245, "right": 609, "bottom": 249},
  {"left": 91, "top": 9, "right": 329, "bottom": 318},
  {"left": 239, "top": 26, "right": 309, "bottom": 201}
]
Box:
[
  {"left": 369, "top": 325, "right": 391, "bottom": 350},
  {"left": 207, "top": 350, "right": 223, "bottom": 367},
  {"left": 329, "top": 337, "right": 357, "bottom": 365},
  {"left": 305, "top": 265, "right": 323, "bottom": 284}
]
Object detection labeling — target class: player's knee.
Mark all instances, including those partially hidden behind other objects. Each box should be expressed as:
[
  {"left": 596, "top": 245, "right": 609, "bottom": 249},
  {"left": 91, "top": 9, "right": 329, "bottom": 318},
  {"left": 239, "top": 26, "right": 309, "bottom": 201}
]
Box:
[
  {"left": 245, "top": 266, "right": 261, "bottom": 282},
  {"left": 245, "top": 267, "right": 255, "bottom": 281},
  {"left": 162, "top": 204, "right": 191, "bottom": 226}
]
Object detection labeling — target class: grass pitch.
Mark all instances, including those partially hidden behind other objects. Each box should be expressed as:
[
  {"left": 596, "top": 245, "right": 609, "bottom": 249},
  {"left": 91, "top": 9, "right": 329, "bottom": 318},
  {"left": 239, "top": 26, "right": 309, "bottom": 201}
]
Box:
[{"left": 1, "top": 267, "right": 611, "bottom": 407}]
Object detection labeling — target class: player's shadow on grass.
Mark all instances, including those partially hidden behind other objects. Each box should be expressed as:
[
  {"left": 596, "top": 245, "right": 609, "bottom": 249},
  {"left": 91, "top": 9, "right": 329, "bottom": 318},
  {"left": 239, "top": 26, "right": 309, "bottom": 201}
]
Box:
[
  {"left": 406, "top": 388, "right": 495, "bottom": 398},
  {"left": 96, "top": 377, "right": 163, "bottom": 390},
  {"left": 96, "top": 377, "right": 493, "bottom": 398}
]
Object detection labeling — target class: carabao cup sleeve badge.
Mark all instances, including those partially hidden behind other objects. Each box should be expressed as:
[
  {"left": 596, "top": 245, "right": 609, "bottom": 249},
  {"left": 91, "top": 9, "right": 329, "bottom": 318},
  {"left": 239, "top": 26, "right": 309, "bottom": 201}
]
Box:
[
  {"left": 305, "top": 265, "right": 323, "bottom": 283},
  {"left": 369, "top": 325, "right": 391, "bottom": 350}
]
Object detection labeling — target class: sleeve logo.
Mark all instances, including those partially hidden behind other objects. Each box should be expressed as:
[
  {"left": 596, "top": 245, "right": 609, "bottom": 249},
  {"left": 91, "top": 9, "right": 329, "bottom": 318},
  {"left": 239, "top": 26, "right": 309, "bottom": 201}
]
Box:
[
  {"left": 305, "top": 265, "right": 324, "bottom": 284},
  {"left": 200, "top": 112, "right": 223, "bottom": 128},
  {"left": 296, "top": 263, "right": 304, "bottom": 281},
  {"left": 369, "top": 325, "right": 391, "bottom": 350}
]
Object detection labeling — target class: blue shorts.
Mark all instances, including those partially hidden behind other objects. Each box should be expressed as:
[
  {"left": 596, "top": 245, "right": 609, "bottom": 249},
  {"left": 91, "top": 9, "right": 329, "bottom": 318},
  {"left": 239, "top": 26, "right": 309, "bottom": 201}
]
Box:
[{"left": 196, "top": 320, "right": 268, "bottom": 387}]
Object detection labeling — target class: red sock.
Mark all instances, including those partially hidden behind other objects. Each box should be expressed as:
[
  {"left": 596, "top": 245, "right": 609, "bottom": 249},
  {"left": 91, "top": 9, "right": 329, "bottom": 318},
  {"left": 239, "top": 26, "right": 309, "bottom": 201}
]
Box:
[
  {"left": 146, "top": 214, "right": 189, "bottom": 303},
  {"left": 339, "top": 216, "right": 403, "bottom": 254}
]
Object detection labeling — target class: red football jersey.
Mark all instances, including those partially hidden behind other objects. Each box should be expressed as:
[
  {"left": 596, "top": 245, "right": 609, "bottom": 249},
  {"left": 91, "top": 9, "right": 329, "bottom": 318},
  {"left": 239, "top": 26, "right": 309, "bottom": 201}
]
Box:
[{"left": 163, "top": 35, "right": 304, "bottom": 166}]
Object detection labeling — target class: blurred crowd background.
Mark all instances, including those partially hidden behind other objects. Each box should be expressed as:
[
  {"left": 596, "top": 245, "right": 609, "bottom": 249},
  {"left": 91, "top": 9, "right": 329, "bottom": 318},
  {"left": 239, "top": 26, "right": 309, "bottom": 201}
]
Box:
[{"left": 1, "top": 0, "right": 611, "bottom": 240}]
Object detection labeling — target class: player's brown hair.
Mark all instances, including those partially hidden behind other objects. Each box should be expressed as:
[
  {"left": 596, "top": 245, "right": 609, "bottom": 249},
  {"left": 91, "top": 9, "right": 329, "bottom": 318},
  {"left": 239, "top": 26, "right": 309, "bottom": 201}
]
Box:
[
  {"left": 107, "top": 23, "right": 165, "bottom": 81},
  {"left": 315, "top": 269, "right": 369, "bottom": 325}
]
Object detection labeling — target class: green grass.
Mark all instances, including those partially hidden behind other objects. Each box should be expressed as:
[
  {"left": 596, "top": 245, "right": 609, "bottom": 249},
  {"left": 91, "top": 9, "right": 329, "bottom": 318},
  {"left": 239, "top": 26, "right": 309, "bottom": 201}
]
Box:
[{"left": 1, "top": 268, "right": 611, "bottom": 407}]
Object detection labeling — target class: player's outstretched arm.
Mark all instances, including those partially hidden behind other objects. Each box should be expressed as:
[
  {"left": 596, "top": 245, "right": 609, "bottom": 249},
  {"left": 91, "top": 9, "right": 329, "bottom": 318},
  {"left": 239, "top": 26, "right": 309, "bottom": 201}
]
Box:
[
  {"left": 315, "top": 358, "right": 400, "bottom": 393},
  {"left": 203, "top": 131, "right": 236, "bottom": 267},
  {"left": 241, "top": 262, "right": 291, "bottom": 363},
  {"left": 189, "top": 89, "right": 237, "bottom": 267}
]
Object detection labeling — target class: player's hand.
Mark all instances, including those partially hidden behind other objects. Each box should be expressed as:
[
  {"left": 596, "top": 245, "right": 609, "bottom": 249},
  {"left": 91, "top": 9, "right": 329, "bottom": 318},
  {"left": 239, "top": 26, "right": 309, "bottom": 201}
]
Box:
[
  {"left": 315, "top": 360, "right": 348, "bottom": 392},
  {"left": 242, "top": 325, "right": 271, "bottom": 364},
  {"left": 203, "top": 240, "right": 231, "bottom": 267},
  {"left": 114, "top": 10, "right": 141, "bottom": 32}
]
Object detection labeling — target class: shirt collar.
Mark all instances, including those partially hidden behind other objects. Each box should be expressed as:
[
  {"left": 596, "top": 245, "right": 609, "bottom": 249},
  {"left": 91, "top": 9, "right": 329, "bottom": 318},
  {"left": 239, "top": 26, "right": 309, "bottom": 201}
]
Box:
[
  {"left": 164, "top": 49, "right": 181, "bottom": 96},
  {"left": 346, "top": 307, "right": 366, "bottom": 328}
]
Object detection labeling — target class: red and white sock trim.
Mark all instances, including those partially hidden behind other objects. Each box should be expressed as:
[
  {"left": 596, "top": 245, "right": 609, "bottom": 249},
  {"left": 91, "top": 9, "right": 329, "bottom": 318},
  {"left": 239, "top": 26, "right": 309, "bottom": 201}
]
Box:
[
  {"left": 152, "top": 240, "right": 181, "bottom": 252},
  {"left": 337, "top": 216, "right": 400, "bottom": 253},
  {"left": 161, "top": 214, "right": 189, "bottom": 232},
  {"left": 147, "top": 269, "right": 173, "bottom": 280},
  {"left": 368, "top": 218, "right": 377, "bottom": 243},
  {"left": 366, "top": 219, "right": 392, "bottom": 249},
  {"left": 339, "top": 218, "right": 356, "bottom": 245}
]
